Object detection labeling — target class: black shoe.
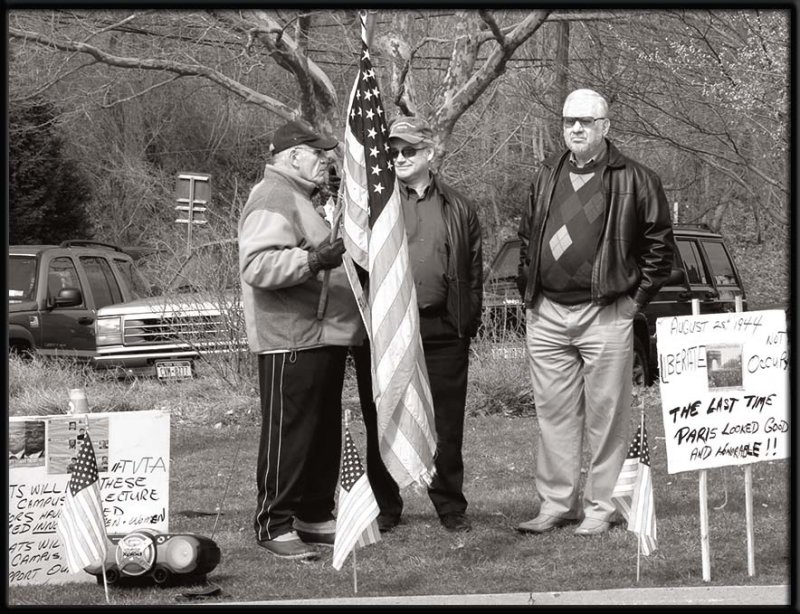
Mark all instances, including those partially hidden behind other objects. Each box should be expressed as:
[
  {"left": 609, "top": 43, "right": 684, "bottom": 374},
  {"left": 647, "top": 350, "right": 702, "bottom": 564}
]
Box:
[
  {"left": 377, "top": 513, "right": 400, "bottom": 532},
  {"left": 440, "top": 513, "right": 471, "bottom": 533}
]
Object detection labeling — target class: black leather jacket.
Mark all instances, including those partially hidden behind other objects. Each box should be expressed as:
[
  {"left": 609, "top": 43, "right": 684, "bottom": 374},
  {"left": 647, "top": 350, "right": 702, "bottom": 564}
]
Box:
[
  {"left": 517, "top": 140, "right": 675, "bottom": 309},
  {"left": 431, "top": 174, "right": 483, "bottom": 337}
]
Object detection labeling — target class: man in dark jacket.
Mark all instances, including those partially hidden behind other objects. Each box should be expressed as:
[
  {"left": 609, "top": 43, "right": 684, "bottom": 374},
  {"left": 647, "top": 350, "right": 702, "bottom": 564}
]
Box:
[
  {"left": 356, "top": 115, "right": 483, "bottom": 533},
  {"left": 516, "top": 89, "right": 674, "bottom": 537}
]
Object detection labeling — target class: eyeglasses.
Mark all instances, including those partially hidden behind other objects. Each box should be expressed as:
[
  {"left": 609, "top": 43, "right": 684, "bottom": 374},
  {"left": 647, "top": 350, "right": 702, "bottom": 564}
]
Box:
[
  {"left": 294, "top": 146, "right": 327, "bottom": 159},
  {"left": 389, "top": 146, "right": 425, "bottom": 160},
  {"left": 562, "top": 117, "right": 606, "bottom": 129}
]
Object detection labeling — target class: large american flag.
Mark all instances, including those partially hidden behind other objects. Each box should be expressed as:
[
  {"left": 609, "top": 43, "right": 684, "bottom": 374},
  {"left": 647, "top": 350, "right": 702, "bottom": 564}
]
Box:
[
  {"left": 333, "top": 428, "right": 381, "bottom": 570},
  {"left": 341, "top": 13, "right": 436, "bottom": 488},
  {"left": 56, "top": 431, "right": 108, "bottom": 573},
  {"left": 611, "top": 418, "right": 658, "bottom": 556}
]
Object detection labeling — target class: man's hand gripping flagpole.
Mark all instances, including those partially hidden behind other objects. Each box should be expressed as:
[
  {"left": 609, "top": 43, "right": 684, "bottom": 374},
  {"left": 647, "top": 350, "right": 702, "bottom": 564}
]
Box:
[{"left": 316, "top": 182, "right": 345, "bottom": 320}]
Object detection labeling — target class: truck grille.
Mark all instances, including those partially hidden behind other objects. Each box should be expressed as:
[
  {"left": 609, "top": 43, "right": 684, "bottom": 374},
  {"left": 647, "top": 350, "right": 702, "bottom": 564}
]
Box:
[{"left": 123, "top": 314, "right": 227, "bottom": 345}]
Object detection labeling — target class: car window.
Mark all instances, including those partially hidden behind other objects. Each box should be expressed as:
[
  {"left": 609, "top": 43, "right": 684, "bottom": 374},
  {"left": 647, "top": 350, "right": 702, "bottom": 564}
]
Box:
[
  {"left": 676, "top": 240, "right": 708, "bottom": 285},
  {"left": 487, "top": 242, "right": 520, "bottom": 282},
  {"left": 170, "top": 240, "right": 239, "bottom": 293},
  {"left": 80, "top": 256, "right": 123, "bottom": 308},
  {"left": 48, "top": 257, "right": 84, "bottom": 306},
  {"left": 701, "top": 241, "right": 738, "bottom": 286},
  {"left": 113, "top": 257, "right": 154, "bottom": 299},
  {"left": 9, "top": 255, "right": 38, "bottom": 302}
]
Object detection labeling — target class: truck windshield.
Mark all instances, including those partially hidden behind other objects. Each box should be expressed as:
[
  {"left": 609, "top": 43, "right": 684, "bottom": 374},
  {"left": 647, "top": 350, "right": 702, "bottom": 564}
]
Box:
[
  {"left": 113, "top": 258, "right": 156, "bottom": 300},
  {"left": 8, "top": 256, "right": 37, "bottom": 302}
]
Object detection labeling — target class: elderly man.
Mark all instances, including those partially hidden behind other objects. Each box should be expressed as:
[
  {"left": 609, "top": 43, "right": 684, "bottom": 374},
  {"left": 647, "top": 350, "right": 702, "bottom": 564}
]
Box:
[
  {"left": 239, "top": 120, "right": 364, "bottom": 560},
  {"left": 516, "top": 89, "right": 675, "bottom": 536},
  {"left": 356, "top": 115, "right": 483, "bottom": 533}
]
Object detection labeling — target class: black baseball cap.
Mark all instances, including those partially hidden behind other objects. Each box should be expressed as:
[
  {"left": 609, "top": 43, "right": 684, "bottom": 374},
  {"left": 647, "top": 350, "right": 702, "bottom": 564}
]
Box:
[{"left": 270, "top": 120, "right": 338, "bottom": 155}]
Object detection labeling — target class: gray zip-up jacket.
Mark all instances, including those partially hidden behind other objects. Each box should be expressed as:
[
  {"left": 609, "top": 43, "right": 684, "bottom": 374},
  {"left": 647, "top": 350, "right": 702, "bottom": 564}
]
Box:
[{"left": 239, "top": 165, "right": 364, "bottom": 353}]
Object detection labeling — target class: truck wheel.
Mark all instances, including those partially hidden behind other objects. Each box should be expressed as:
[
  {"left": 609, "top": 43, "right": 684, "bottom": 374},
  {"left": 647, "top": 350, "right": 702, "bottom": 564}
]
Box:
[
  {"left": 632, "top": 336, "right": 649, "bottom": 387},
  {"left": 9, "top": 342, "right": 33, "bottom": 360}
]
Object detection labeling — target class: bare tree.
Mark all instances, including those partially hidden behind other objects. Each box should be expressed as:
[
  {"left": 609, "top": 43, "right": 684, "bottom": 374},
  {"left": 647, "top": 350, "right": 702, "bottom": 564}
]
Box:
[
  {"left": 9, "top": 9, "right": 550, "bottom": 158},
  {"left": 579, "top": 10, "right": 789, "bottom": 236}
]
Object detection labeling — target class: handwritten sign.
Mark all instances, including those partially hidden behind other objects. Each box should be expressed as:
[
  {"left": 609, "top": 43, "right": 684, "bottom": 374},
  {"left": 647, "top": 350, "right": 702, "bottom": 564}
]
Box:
[
  {"left": 8, "top": 410, "right": 169, "bottom": 586},
  {"left": 656, "top": 310, "right": 788, "bottom": 474}
]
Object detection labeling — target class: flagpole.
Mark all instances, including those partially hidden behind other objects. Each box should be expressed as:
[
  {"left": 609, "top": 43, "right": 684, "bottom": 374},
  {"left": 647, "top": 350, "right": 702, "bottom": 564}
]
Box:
[
  {"left": 343, "top": 407, "right": 360, "bottom": 594},
  {"left": 101, "top": 564, "right": 110, "bottom": 604},
  {"left": 635, "top": 408, "right": 644, "bottom": 583},
  {"left": 733, "top": 294, "right": 756, "bottom": 577},
  {"left": 316, "top": 189, "right": 345, "bottom": 320},
  {"left": 691, "top": 297, "right": 712, "bottom": 582},
  {"left": 352, "top": 548, "right": 358, "bottom": 594},
  {"left": 317, "top": 7, "right": 376, "bottom": 323},
  {"left": 636, "top": 534, "right": 641, "bottom": 583}
]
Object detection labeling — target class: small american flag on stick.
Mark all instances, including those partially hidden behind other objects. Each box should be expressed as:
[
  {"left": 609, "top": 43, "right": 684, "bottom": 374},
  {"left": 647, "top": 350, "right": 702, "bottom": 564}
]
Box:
[
  {"left": 333, "top": 428, "right": 381, "bottom": 571},
  {"left": 56, "top": 431, "right": 108, "bottom": 573},
  {"left": 612, "top": 417, "right": 657, "bottom": 556}
]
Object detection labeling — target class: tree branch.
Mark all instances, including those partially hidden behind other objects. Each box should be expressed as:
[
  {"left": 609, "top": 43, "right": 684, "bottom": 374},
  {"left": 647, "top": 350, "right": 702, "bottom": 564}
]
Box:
[
  {"left": 478, "top": 10, "right": 505, "bottom": 47},
  {"left": 434, "top": 10, "right": 550, "bottom": 138},
  {"left": 8, "top": 24, "right": 297, "bottom": 120},
  {"left": 210, "top": 10, "right": 338, "bottom": 120},
  {"left": 99, "top": 74, "right": 183, "bottom": 109}
]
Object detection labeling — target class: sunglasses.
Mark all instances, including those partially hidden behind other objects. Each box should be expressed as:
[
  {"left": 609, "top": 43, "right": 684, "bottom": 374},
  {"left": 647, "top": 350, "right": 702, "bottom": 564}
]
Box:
[
  {"left": 562, "top": 117, "right": 606, "bottom": 129},
  {"left": 389, "top": 146, "right": 426, "bottom": 160}
]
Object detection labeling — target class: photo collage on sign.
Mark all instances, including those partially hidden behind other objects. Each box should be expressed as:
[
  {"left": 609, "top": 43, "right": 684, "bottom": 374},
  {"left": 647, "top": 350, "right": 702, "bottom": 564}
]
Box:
[{"left": 45, "top": 416, "right": 111, "bottom": 474}]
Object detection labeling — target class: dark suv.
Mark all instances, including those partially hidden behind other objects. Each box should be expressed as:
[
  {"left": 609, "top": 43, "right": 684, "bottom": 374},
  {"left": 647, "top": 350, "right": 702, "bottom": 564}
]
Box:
[
  {"left": 482, "top": 224, "right": 748, "bottom": 386},
  {"left": 8, "top": 241, "right": 153, "bottom": 359}
]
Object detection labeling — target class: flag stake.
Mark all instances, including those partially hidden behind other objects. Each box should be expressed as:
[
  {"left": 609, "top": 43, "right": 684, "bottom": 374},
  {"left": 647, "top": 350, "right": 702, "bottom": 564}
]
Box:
[
  {"left": 734, "top": 295, "right": 756, "bottom": 577},
  {"left": 102, "top": 564, "right": 110, "bottom": 604},
  {"left": 635, "top": 408, "right": 644, "bottom": 583},
  {"left": 744, "top": 465, "right": 755, "bottom": 575},
  {"left": 352, "top": 548, "right": 358, "bottom": 594},
  {"left": 690, "top": 298, "right": 711, "bottom": 582}
]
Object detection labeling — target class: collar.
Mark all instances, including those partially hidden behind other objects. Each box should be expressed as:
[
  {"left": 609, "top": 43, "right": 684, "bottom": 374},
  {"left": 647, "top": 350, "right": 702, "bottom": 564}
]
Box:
[
  {"left": 399, "top": 174, "right": 433, "bottom": 199},
  {"left": 569, "top": 142, "right": 608, "bottom": 169},
  {"left": 264, "top": 164, "right": 317, "bottom": 197}
]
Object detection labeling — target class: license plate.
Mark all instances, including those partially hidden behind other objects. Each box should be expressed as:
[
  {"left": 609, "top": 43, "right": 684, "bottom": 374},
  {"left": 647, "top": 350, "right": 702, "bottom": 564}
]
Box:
[{"left": 155, "top": 360, "right": 193, "bottom": 379}]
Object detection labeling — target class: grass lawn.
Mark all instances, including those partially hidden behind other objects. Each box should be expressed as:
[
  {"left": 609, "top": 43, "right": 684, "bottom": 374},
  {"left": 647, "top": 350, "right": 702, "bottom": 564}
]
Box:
[{"left": 6, "top": 371, "right": 790, "bottom": 605}]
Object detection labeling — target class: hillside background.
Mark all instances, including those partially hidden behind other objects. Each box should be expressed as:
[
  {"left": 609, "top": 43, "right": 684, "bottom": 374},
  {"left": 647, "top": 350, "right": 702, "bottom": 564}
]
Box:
[{"left": 8, "top": 9, "right": 789, "bottom": 309}]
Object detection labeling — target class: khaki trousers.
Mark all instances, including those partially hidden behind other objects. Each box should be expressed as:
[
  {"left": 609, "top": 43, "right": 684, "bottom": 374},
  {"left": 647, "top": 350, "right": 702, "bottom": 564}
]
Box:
[{"left": 525, "top": 294, "right": 635, "bottom": 521}]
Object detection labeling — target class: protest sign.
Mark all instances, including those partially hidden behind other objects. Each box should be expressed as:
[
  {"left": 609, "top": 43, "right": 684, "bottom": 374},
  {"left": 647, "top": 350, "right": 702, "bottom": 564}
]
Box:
[
  {"left": 8, "top": 410, "right": 169, "bottom": 586},
  {"left": 656, "top": 310, "right": 788, "bottom": 474}
]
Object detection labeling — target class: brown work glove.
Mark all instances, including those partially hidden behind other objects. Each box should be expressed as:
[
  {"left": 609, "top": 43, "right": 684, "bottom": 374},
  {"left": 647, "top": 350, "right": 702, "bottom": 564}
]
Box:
[{"left": 308, "top": 237, "right": 345, "bottom": 275}]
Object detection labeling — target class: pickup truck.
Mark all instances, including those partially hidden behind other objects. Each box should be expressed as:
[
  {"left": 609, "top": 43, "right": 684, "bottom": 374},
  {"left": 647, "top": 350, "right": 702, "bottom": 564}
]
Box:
[
  {"left": 8, "top": 241, "right": 154, "bottom": 359},
  {"left": 482, "top": 224, "right": 749, "bottom": 386},
  {"left": 92, "top": 239, "right": 244, "bottom": 379}
]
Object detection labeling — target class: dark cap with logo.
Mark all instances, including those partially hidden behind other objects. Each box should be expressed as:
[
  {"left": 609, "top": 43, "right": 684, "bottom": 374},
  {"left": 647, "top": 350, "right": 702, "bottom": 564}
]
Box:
[
  {"left": 388, "top": 116, "right": 433, "bottom": 145},
  {"left": 270, "top": 120, "right": 339, "bottom": 155}
]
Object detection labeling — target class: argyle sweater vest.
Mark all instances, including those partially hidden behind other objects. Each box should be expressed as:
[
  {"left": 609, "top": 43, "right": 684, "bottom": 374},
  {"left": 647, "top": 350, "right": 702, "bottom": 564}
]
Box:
[{"left": 539, "top": 159, "right": 606, "bottom": 305}]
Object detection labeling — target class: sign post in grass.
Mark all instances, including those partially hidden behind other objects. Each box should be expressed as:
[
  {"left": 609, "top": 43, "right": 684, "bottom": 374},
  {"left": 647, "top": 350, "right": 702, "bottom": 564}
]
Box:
[{"left": 656, "top": 304, "right": 788, "bottom": 581}]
